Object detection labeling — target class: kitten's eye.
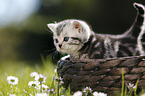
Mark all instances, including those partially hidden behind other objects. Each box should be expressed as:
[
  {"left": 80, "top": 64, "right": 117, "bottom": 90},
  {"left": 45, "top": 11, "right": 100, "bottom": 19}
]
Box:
[
  {"left": 64, "top": 37, "right": 69, "bottom": 42},
  {"left": 55, "top": 39, "right": 59, "bottom": 43}
]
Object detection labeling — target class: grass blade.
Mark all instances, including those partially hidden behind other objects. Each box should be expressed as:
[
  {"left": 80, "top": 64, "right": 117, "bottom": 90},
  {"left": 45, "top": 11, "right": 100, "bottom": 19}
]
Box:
[{"left": 121, "top": 68, "right": 124, "bottom": 96}]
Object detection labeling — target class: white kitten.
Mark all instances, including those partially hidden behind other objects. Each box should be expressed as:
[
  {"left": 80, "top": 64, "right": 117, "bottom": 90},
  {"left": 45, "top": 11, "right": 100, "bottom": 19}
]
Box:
[{"left": 47, "top": 19, "right": 93, "bottom": 58}]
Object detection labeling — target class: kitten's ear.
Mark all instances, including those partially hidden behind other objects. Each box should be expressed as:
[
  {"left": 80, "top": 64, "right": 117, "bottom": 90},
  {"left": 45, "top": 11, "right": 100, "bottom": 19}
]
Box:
[
  {"left": 47, "top": 23, "right": 57, "bottom": 32},
  {"left": 73, "top": 21, "right": 82, "bottom": 33}
]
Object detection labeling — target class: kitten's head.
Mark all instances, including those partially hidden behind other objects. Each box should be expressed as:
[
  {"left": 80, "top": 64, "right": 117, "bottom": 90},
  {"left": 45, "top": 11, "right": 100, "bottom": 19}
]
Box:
[{"left": 47, "top": 19, "right": 91, "bottom": 56}]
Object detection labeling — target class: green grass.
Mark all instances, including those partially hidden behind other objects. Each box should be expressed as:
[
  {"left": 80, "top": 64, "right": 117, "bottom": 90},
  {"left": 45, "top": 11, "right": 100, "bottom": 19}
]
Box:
[
  {"left": 0, "top": 59, "right": 57, "bottom": 96},
  {"left": 120, "top": 68, "right": 145, "bottom": 96},
  {"left": 0, "top": 59, "right": 145, "bottom": 96}
]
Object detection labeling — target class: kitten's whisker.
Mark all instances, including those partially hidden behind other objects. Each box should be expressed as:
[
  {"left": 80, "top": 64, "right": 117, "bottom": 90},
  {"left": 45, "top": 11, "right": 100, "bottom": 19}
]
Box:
[
  {"left": 53, "top": 50, "right": 59, "bottom": 60},
  {"left": 47, "top": 50, "right": 56, "bottom": 58},
  {"left": 46, "top": 49, "right": 59, "bottom": 60},
  {"left": 52, "top": 51, "right": 56, "bottom": 60},
  {"left": 44, "top": 48, "right": 56, "bottom": 53}
]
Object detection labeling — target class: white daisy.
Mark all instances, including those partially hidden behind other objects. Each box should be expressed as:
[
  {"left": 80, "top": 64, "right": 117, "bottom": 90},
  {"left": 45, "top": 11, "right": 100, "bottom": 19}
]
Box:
[
  {"left": 28, "top": 81, "right": 40, "bottom": 88},
  {"left": 73, "top": 91, "right": 82, "bottom": 96},
  {"left": 55, "top": 77, "right": 63, "bottom": 82},
  {"left": 127, "top": 83, "right": 136, "bottom": 90},
  {"left": 7, "top": 76, "right": 18, "bottom": 85},
  {"left": 30, "top": 72, "right": 38, "bottom": 77},
  {"left": 42, "top": 84, "right": 49, "bottom": 91},
  {"left": 35, "top": 74, "right": 46, "bottom": 83},
  {"left": 60, "top": 80, "right": 64, "bottom": 85},
  {"left": 48, "top": 88, "right": 55, "bottom": 94},
  {"left": 93, "top": 92, "right": 107, "bottom": 96},
  {"left": 83, "top": 87, "right": 92, "bottom": 93},
  {"left": 37, "top": 84, "right": 49, "bottom": 91}
]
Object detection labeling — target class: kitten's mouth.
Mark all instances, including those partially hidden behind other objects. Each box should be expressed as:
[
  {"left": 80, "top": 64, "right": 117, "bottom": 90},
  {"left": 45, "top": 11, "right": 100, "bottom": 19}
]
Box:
[
  {"left": 58, "top": 47, "right": 63, "bottom": 50},
  {"left": 59, "top": 48, "right": 69, "bottom": 53},
  {"left": 58, "top": 48, "right": 64, "bottom": 52}
]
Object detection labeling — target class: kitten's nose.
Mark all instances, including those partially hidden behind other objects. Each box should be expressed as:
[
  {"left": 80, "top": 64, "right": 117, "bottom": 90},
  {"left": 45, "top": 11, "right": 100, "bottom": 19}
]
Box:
[{"left": 58, "top": 44, "right": 62, "bottom": 48}]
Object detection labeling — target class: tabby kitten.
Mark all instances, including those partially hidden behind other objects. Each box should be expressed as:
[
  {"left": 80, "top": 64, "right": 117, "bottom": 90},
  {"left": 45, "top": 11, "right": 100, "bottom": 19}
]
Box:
[{"left": 47, "top": 3, "right": 145, "bottom": 59}]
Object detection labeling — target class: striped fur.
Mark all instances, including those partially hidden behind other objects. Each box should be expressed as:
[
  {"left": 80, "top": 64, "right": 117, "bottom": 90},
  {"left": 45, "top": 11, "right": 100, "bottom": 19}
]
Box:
[
  {"left": 79, "top": 3, "right": 145, "bottom": 59},
  {"left": 47, "top": 3, "right": 145, "bottom": 59}
]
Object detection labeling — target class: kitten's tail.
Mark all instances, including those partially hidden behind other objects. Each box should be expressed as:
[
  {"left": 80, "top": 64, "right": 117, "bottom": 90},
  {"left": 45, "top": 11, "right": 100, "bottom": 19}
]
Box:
[
  {"left": 124, "top": 3, "right": 145, "bottom": 55},
  {"left": 134, "top": 3, "right": 145, "bottom": 55},
  {"left": 124, "top": 3, "right": 145, "bottom": 38}
]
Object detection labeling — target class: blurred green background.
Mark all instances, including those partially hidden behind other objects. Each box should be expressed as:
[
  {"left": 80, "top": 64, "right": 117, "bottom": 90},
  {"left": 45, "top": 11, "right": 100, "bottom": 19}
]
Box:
[{"left": 0, "top": 0, "right": 145, "bottom": 64}]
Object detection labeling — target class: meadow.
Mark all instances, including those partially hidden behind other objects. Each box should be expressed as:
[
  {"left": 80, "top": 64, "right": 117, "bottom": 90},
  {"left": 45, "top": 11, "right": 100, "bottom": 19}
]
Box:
[{"left": 0, "top": 58, "right": 145, "bottom": 96}]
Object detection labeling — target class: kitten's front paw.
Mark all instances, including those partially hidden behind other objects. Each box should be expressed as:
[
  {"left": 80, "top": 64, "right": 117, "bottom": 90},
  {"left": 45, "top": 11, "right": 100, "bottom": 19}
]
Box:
[
  {"left": 60, "top": 54, "right": 71, "bottom": 61},
  {"left": 57, "top": 61, "right": 66, "bottom": 77},
  {"left": 57, "top": 55, "right": 71, "bottom": 77},
  {"left": 58, "top": 55, "right": 71, "bottom": 70}
]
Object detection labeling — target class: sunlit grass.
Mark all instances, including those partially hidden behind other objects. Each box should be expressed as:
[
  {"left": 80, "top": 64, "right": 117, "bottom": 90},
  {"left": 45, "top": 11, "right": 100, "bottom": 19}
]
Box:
[
  {"left": 0, "top": 59, "right": 56, "bottom": 96},
  {"left": 0, "top": 59, "right": 145, "bottom": 96}
]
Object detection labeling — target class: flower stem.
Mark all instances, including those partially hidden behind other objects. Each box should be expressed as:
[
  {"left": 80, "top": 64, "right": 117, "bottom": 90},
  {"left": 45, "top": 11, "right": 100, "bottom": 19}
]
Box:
[
  {"left": 40, "top": 81, "right": 42, "bottom": 93},
  {"left": 57, "top": 82, "right": 60, "bottom": 96}
]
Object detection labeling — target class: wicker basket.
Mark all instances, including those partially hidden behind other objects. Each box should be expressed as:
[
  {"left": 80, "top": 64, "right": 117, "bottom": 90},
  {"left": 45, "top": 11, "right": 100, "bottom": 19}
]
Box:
[{"left": 57, "top": 55, "right": 145, "bottom": 95}]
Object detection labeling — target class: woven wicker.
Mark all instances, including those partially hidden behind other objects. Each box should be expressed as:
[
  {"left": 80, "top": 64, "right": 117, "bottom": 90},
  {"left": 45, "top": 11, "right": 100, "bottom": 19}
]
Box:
[{"left": 57, "top": 55, "right": 145, "bottom": 95}]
